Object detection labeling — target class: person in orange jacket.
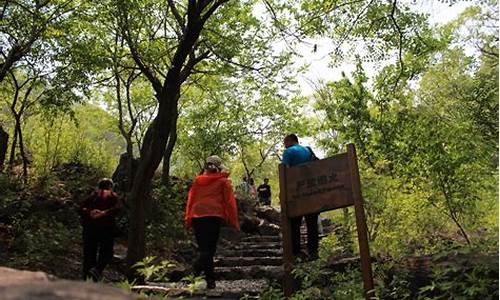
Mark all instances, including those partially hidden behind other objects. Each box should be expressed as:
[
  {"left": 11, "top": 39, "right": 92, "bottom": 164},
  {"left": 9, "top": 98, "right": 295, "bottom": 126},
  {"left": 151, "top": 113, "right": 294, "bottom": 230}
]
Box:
[{"left": 185, "top": 155, "right": 239, "bottom": 289}]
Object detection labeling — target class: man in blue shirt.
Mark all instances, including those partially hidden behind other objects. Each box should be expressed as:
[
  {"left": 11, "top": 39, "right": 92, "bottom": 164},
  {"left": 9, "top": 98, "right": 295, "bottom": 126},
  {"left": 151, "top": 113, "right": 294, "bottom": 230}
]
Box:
[
  {"left": 281, "top": 134, "right": 319, "bottom": 260},
  {"left": 282, "top": 134, "right": 312, "bottom": 167}
]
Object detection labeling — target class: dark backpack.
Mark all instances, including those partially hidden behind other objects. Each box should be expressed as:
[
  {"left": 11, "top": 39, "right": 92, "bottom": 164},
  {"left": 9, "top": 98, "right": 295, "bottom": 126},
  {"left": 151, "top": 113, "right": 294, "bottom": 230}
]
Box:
[{"left": 306, "top": 146, "right": 320, "bottom": 161}]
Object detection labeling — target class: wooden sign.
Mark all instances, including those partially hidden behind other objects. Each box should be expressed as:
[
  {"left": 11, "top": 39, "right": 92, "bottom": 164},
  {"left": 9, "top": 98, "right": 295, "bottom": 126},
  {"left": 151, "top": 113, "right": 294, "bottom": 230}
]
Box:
[
  {"left": 279, "top": 144, "right": 374, "bottom": 299},
  {"left": 284, "top": 153, "right": 353, "bottom": 218}
]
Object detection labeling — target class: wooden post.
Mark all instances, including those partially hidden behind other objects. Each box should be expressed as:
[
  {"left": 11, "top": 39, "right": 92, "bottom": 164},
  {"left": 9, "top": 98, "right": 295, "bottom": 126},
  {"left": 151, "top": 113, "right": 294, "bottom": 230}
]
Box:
[
  {"left": 347, "top": 143, "right": 375, "bottom": 299},
  {"left": 279, "top": 164, "right": 294, "bottom": 297},
  {"left": 278, "top": 144, "right": 374, "bottom": 298}
]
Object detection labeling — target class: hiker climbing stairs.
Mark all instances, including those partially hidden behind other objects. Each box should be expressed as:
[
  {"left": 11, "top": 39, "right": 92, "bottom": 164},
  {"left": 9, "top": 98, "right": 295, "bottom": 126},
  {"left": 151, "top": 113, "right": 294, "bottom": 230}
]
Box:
[
  {"left": 136, "top": 230, "right": 285, "bottom": 299},
  {"left": 130, "top": 200, "right": 340, "bottom": 299}
]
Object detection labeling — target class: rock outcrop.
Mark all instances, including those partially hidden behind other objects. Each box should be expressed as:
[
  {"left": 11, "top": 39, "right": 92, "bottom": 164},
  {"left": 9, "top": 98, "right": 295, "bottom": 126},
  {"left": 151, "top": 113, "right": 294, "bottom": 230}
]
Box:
[{"left": 0, "top": 267, "right": 141, "bottom": 300}]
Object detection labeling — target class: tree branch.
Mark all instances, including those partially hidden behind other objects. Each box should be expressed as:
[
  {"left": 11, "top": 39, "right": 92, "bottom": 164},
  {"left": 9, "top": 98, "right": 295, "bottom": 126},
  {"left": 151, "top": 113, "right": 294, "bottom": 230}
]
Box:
[
  {"left": 334, "top": 0, "right": 375, "bottom": 56},
  {"left": 118, "top": 3, "right": 163, "bottom": 93},
  {"left": 180, "top": 50, "right": 210, "bottom": 82},
  {"left": 204, "top": 42, "right": 263, "bottom": 72},
  {"left": 389, "top": 0, "right": 404, "bottom": 89},
  {"left": 200, "top": 0, "right": 229, "bottom": 25},
  {"left": 167, "top": 0, "right": 186, "bottom": 32},
  {"left": 263, "top": 0, "right": 308, "bottom": 52},
  {"left": 0, "top": 1, "right": 8, "bottom": 21}
]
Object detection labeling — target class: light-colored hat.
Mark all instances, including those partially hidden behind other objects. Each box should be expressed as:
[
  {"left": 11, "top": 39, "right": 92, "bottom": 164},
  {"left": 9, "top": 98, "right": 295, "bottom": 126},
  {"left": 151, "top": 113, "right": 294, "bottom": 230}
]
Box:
[
  {"left": 98, "top": 178, "right": 114, "bottom": 189},
  {"left": 206, "top": 155, "right": 227, "bottom": 171}
]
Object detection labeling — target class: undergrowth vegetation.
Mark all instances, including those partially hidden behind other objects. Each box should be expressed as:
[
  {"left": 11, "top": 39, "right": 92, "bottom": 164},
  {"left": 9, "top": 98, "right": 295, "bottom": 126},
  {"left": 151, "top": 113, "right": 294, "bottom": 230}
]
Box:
[{"left": 0, "top": 0, "right": 497, "bottom": 299}]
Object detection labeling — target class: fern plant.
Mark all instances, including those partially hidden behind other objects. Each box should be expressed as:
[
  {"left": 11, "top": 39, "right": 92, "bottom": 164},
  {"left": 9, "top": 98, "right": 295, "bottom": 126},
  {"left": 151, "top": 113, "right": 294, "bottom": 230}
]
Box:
[{"left": 132, "top": 256, "right": 175, "bottom": 282}]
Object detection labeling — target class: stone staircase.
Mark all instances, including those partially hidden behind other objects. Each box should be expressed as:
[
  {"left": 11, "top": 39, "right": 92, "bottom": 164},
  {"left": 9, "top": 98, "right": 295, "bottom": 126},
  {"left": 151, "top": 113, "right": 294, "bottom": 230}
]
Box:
[
  {"left": 213, "top": 234, "right": 284, "bottom": 285},
  {"left": 142, "top": 218, "right": 337, "bottom": 299},
  {"left": 133, "top": 232, "right": 284, "bottom": 299}
]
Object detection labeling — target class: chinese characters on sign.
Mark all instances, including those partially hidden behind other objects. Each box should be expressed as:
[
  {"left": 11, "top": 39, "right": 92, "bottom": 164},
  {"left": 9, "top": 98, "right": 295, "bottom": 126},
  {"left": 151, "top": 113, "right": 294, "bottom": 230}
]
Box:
[
  {"left": 283, "top": 153, "right": 354, "bottom": 217},
  {"left": 291, "top": 171, "right": 344, "bottom": 200}
]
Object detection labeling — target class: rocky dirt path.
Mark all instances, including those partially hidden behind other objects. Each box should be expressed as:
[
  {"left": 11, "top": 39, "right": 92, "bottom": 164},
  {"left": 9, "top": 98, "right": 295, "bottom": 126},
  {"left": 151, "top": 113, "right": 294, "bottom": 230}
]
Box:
[
  {"left": 140, "top": 210, "right": 337, "bottom": 299},
  {"left": 136, "top": 230, "right": 284, "bottom": 299}
]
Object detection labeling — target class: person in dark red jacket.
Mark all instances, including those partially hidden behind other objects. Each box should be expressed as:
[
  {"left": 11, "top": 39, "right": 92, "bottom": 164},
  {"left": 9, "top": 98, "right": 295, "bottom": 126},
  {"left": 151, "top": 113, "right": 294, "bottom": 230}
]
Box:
[
  {"left": 185, "top": 155, "right": 239, "bottom": 289},
  {"left": 79, "top": 178, "right": 122, "bottom": 281}
]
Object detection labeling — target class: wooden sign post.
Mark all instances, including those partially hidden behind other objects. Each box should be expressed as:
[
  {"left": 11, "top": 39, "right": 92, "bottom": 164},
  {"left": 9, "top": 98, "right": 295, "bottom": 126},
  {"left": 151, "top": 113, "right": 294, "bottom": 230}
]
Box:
[{"left": 279, "top": 143, "right": 374, "bottom": 299}]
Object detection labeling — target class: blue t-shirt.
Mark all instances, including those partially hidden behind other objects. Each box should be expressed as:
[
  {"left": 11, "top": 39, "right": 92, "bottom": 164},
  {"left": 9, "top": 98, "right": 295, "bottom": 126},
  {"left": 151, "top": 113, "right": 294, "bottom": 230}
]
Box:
[{"left": 282, "top": 144, "right": 312, "bottom": 167}]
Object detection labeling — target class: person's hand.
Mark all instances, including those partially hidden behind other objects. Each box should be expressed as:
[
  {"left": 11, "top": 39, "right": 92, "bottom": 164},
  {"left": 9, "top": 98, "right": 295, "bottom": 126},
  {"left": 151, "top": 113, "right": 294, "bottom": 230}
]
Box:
[
  {"left": 90, "top": 209, "right": 99, "bottom": 218},
  {"left": 90, "top": 209, "right": 106, "bottom": 219}
]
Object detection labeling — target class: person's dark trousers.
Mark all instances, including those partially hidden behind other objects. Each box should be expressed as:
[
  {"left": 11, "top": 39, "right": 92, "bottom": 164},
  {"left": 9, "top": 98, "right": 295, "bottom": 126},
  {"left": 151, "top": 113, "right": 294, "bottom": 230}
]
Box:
[
  {"left": 82, "top": 225, "right": 115, "bottom": 280},
  {"left": 192, "top": 217, "right": 222, "bottom": 282},
  {"left": 290, "top": 213, "right": 319, "bottom": 259},
  {"left": 259, "top": 197, "right": 271, "bottom": 206}
]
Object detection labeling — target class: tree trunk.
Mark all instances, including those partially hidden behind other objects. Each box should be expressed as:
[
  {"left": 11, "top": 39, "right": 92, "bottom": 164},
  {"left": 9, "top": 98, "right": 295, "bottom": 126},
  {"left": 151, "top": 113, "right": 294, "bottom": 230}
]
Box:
[
  {"left": 125, "top": 139, "right": 134, "bottom": 191},
  {"left": 115, "top": 71, "right": 136, "bottom": 192},
  {"left": 8, "top": 119, "right": 19, "bottom": 168},
  {"left": 126, "top": 93, "right": 177, "bottom": 280},
  {"left": 441, "top": 185, "right": 471, "bottom": 245},
  {"left": 161, "top": 107, "right": 178, "bottom": 185},
  {"left": 0, "top": 125, "right": 8, "bottom": 171},
  {"left": 17, "top": 121, "right": 28, "bottom": 182},
  {"left": 449, "top": 209, "right": 471, "bottom": 245},
  {"left": 50, "top": 121, "right": 63, "bottom": 172},
  {"left": 124, "top": 0, "right": 228, "bottom": 279}
]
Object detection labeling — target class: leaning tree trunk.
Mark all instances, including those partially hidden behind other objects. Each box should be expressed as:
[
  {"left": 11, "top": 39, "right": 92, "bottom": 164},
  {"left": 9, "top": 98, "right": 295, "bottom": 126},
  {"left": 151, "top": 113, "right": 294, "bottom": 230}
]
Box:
[
  {"left": 8, "top": 118, "right": 19, "bottom": 169},
  {"left": 126, "top": 92, "right": 178, "bottom": 280},
  {"left": 0, "top": 125, "right": 8, "bottom": 171},
  {"left": 124, "top": 0, "right": 229, "bottom": 280},
  {"left": 17, "top": 122, "right": 28, "bottom": 182},
  {"left": 161, "top": 107, "right": 178, "bottom": 186},
  {"left": 125, "top": 139, "right": 135, "bottom": 191}
]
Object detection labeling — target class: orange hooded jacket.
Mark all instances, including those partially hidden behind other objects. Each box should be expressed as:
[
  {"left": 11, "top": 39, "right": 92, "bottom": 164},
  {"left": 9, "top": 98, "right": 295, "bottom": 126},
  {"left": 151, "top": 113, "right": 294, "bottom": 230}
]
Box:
[{"left": 185, "top": 172, "right": 240, "bottom": 230}]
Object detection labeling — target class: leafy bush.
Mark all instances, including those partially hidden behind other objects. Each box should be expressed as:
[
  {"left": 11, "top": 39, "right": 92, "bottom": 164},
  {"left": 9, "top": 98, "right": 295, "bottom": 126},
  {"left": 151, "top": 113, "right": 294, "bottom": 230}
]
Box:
[
  {"left": 328, "top": 266, "right": 365, "bottom": 300},
  {"left": 417, "top": 246, "right": 498, "bottom": 299},
  {"left": 133, "top": 256, "right": 175, "bottom": 282},
  {"left": 373, "top": 260, "right": 412, "bottom": 300},
  {"left": 257, "top": 285, "right": 285, "bottom": 300},
  {"left": 181, "top": 274, "right": 206, "bottom": 295},
  {"left": 146, "top": 181, "right": 189, "bottom": 252}
]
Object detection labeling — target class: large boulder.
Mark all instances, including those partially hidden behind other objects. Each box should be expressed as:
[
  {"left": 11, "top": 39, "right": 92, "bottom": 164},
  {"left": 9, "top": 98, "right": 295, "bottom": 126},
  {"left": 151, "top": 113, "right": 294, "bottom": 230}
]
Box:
[
  {"left": 112, "top": 153, "right": 139, "bottom": 192},
  {"left": 255, "top": 206, "right": 281, "bottom": 225},
  {"left": 0, "top": 267, "right": 141, "bottom": 300},
  {"left": 257, "top": 221, "right": 281, "bottom": 236},
  {"left": 239, "top": 215, "right": 263, "bottom": 235},
  {"left": 0, "top": 267, "right": 51, "bottom": 285}
]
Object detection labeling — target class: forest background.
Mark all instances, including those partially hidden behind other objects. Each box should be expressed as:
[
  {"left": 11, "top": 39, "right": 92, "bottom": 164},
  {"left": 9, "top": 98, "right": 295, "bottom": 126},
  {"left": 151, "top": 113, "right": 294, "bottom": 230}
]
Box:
[{"left": 0, "top": 0, "right": 497, "bottom": 298}]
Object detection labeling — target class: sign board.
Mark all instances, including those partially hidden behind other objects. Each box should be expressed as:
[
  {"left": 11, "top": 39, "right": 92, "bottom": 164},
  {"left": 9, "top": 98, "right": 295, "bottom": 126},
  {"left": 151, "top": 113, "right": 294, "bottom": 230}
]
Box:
[
  {"left": 279, "top": 144, "right": 374, "bottom": 299},
  {"left": 284, "top": 153, "right": 353, "bottom": 218}
]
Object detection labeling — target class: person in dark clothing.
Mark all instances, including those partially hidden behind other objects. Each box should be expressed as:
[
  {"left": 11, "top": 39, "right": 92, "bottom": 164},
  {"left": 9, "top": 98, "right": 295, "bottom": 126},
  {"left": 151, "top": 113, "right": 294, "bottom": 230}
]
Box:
[
  {"left": 191, "top": 216, "right": 222, "bottom": 287},
  {"left": 257, "top": 178, "right": 272, "bottom": 206},
  {"left": 79, "top": 178, "right": 122, "bottom": 281},
  {"left": 282, "top": 134, "right": 319, "bottom": 260}
]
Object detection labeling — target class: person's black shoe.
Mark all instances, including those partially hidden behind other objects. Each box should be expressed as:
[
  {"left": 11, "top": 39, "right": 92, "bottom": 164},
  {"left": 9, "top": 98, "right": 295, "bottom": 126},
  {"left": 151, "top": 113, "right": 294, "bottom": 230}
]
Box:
[
  {"left": 206, "top": 279, "right": 216, "bottom": 289},
  {"left": 308, "top": 252, "right": 319, "bottom": 261},
  {"left": 193, "top": 261, "right": 202, "bottom": 276},
  {"left": 296, "top": 251, "right": 309, "bottom": 262},
  {"left": 88, "top": 268, "right": 101, "bottom": 282}
]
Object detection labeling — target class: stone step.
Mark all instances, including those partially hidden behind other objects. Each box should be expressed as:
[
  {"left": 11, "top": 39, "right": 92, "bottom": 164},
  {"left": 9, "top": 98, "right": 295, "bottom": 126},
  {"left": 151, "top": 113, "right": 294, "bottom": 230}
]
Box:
[
  {"left": 300, "top": 226, "right": 335, "bottom": 234},
  {"left": 140, "top": 279, "right": 268, "bottom": 299},
  {"left": 217, "top": 248, "right": 282, "bottom": 258},
  {"left": 241, "top": 235, "right": 281, "bottom": 243},
  {"left": 210, "top": 279, "right": 268, "bottom": 298},
  {"left": 215, "top": 265, "right": 283, "bottom": 281},
  {"left": 228, "top": 241, "right": 282, "bottom": 250},
  {"left": 214, "top": 256, "right": 283, "bottom": 267}
]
